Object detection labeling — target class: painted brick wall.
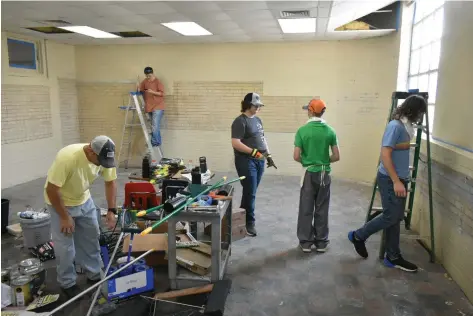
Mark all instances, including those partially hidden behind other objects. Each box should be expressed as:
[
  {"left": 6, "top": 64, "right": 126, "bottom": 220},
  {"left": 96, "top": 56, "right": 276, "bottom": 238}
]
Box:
[
  {"left": 58, "top": 79, "right": 80, "bottom": 146},
  {"left": 1, "top": 84, "right": 53, "bottom": 144},
  {"left": 412, "top": 153, "right": 473, "bottom": 302}
]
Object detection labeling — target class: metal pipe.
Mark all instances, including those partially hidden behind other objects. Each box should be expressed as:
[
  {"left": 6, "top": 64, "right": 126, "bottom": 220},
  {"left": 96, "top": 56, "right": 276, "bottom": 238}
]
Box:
[
  {"left": 141, "top": 177, "right": 227, "bottom": 235},
  {"left": 85, "top": 232, "right": 126, "bottom": 316},
  {"left": 141, "top": 177, "right": 244, "bottom": 236},
  {"left": 136, "top": 204, "right": 164, "bottom": 217},
  {"left": 47, "top": 249, "right": 154, "bottom": 316}
]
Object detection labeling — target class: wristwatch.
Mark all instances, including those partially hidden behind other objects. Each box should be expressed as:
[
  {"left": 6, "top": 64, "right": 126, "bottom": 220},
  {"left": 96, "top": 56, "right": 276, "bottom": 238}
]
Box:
[{"left": 108, "top": 208, "right": 117, "bottom": 215}]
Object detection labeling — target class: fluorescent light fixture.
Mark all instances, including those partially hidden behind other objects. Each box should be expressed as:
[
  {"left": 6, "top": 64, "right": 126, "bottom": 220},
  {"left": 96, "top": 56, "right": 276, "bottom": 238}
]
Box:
[
  {"left": 161, "top": 22, "right": 212, "bottom": 36},
  {"left": 278, "top": 18, "right": 316, "bottom": 34},
  {"left": 58, "top": 26, "right": 120, "bottom": 38}
]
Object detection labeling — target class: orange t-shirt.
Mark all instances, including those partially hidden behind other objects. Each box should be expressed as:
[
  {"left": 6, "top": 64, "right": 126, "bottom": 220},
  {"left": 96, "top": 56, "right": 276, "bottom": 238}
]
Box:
[{"left": 139, "top": 78, "right": 165, "bottom": 112}]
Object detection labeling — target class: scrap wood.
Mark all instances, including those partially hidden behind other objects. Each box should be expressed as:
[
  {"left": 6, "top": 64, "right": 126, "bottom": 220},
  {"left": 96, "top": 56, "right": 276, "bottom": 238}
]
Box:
[{"left": 154, "top": 284, "right": 214, "bottom": 300}]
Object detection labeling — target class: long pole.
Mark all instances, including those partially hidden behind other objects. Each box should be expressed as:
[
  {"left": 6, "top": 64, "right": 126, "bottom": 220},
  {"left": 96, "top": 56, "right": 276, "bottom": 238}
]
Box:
[
  {"left": 141, "top": 176, "right": 244, "bottom": 236},
  {"left": 85, "top": 232, "right": 126, "bottom": 316},
  {"left": 47, "top": 249, "right": 154, "bottom": 316},
  {"left": 136, "top": 204, "right": 164, "bottom": 217}
]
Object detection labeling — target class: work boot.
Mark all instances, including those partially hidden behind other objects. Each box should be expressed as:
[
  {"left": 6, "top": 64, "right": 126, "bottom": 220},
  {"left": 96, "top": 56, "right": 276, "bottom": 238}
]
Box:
[{"left": 246, "top": 224, "right": 257, "bottom": 237}]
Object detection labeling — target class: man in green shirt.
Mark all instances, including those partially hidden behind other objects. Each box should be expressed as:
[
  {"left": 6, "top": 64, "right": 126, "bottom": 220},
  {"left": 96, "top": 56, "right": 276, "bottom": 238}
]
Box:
[{"left": 293, "top": 99, "right": 340, "bottom": 253}]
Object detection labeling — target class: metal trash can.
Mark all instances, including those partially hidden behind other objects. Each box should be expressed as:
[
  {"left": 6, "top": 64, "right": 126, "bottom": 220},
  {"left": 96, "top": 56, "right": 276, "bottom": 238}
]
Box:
[{"left": 1, "top": 199, "right": 10, "bottom": 234}]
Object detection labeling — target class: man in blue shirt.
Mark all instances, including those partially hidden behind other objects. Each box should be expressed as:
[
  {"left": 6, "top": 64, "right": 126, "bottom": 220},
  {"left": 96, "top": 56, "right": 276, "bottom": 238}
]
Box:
[{"left": 348, "top": 95, "right": 427, "bottom": 272}]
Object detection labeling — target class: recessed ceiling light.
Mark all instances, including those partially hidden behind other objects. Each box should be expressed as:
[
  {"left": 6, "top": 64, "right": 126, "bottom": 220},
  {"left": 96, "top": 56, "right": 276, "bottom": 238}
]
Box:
[
  {"left": 161, "top": 22, "right": 212, "bottom": 36},
  {"left": 58, "top": 26, "right": 120, "bottom": 38},
  {"left": 278, "top": 18, "right": 316, "bottom": 34}
]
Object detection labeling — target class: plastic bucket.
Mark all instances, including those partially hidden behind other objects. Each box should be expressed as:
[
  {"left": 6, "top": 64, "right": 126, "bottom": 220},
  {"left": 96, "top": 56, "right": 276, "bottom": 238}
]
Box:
[
  {"left": 19, "top": 214, "right": 51, "bottom": 249},
  {"left": 1, "top": 199, "right": 10, "bottom": 234}
]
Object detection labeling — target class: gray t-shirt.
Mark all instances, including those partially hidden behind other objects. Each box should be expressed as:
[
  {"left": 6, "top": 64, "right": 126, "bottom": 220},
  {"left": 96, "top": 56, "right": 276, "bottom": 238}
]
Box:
[{"left": 231, "top": 114, "right": 267, "bottom": 156}]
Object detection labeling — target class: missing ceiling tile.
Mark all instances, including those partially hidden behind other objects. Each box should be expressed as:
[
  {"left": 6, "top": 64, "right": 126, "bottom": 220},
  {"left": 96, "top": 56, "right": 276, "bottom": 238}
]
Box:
[
  {"left": 27, "top": 27, "right": 74, "bottom": 34},
  {"left": 111, "top": 31, "right": 151, "bottom": 38}
]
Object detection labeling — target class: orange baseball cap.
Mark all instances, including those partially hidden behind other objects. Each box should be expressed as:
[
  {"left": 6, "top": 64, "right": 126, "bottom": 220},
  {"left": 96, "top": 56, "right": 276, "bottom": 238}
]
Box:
[{"left": 302, "top": 99, "right": 326, "bottom": 114}]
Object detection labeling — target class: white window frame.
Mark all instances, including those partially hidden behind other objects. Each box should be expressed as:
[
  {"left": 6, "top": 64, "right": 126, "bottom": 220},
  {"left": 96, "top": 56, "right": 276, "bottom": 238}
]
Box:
[
  {"left": 3, "top": 33, "right": 46, "bottom": 78},
  {"left": 407, "top": 0, "right": 445, "bottom": 134}
]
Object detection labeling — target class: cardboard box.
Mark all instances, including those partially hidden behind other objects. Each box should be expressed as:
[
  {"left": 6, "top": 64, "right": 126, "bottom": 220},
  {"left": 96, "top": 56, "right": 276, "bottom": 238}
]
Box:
[
  {"left": 122, "top": 234, "right": 168, "bottom": 267},
  {"left": 204, "top": 208, "right": 247, "bottom": 242},
  {"left": 163, "top": 234, "right": 212, "bottom": 276}
]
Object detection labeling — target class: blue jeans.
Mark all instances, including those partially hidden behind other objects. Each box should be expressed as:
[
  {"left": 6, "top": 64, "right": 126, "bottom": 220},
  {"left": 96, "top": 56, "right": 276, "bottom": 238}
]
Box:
[
  {"left": 234, "top": 155, "right": 265, "bottom": 225},
  {"left": 48, "top": 198, "right": 102, "bottom": 289},
  {"left": 355, "top": 172, "right": 408, "bottom": 260},
  {"left": 148, "top": 110, "right": 164, "bottom": 147}
]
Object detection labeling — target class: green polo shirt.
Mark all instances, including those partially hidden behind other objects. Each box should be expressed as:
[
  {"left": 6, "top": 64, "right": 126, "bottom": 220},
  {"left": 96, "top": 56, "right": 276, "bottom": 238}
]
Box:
[{"left": 294, "top": 120, "right": 338, "bottom": 173}]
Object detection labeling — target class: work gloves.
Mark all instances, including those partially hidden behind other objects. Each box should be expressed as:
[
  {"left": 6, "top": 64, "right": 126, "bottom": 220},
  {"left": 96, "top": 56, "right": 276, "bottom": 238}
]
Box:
[
  {"left": 265, "top": 154, "right": 278, "bottom": 169},
  {"left": 250, "top": 148, "right": 264, "bottom": 159}
]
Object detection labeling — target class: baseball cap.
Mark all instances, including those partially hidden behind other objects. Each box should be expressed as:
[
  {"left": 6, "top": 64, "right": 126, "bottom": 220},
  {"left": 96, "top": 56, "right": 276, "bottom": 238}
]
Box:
[
  {"left": 91, "top": 136, "right": 116, "bottom": 168},
  {"left": 302, "top": 99, "right": 326, "bottom": 114},
  {"left": 144, "top": 66, "right": 153, "bottom": 74},
  {"left": 243, "top": 92, "right": 264, "bottom": 107}
]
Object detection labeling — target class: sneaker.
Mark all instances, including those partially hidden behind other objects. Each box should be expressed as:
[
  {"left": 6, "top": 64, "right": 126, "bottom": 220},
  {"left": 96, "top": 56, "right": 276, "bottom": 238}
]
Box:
[
  {"left": 246, "top": 224, "right": 257, "bottom": 237},
  {"left": 299, "top": 244, "right": 312, "bottom": 253},
  {"left": 315, "top": 242, "right": 329, "bottom": 253},
  {"left": 384, "top": 256, "right": 418, "bottom": 272},
  {"left": 348, "top": 231, "right": 368, "bottom": 258},
  {"left": 61, "top": 285, "right": 83, "bottom": 300}
]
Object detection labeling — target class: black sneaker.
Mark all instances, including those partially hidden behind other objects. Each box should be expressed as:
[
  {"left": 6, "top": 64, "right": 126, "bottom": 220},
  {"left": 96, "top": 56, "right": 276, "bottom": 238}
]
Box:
[
  {"left": 348, "top": 231, "right": 368, "bottom": 258},
  {"left": 384, "top": 256, "right": 418, "bottom": 272},
  {"left": 246, "top": 224, "right": 257, "bottom": 237}
]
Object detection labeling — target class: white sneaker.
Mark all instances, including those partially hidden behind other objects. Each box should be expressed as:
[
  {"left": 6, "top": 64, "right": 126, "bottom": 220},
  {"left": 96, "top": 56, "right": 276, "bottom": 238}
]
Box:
[{"left": 299, "top": 244, "right": 312, "bottom": 253}]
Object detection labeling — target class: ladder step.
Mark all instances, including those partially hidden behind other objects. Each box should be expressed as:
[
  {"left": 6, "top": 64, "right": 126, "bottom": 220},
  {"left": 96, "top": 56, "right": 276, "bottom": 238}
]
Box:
[
  {"left": 410, "top": 142, "right": 419, "bottom": 148},
  {"left": 125, "top": 124, "right": 142, "bottom": 127},
  {"left": 409, "top": 166, "right": 415, "bottom": 171},
  {"left": 372, "top": 206, "right": 410, "bottom": 213}
]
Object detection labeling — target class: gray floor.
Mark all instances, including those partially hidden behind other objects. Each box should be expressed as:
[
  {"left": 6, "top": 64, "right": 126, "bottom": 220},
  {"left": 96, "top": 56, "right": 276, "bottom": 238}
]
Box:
[{"left": 2, "top": 170, "right": 473, "bottom": 316}]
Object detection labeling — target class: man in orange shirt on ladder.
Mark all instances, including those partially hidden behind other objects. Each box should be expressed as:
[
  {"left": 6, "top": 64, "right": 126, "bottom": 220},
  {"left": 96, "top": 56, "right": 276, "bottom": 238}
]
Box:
[{"left": 138, "top": 66, "right": 165, "bottom": 148}]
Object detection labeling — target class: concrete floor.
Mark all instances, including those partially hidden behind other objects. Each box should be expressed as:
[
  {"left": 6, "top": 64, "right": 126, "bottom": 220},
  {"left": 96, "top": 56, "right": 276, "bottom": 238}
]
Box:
[{"left": 2, "top": 169, "right": 473, "bottom": 316}]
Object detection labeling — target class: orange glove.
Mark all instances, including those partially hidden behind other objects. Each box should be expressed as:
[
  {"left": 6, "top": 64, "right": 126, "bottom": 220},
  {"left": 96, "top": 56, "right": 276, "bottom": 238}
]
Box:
[{"left": 250, "top": 149, "right": 263, "bottom": 159}]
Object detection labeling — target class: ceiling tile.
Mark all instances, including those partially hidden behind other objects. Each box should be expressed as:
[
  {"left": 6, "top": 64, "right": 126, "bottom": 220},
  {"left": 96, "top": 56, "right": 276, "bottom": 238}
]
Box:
[
  {"left": 318, "top": 6, "right": 331, "bottom": 17},
  {"left": 215, "top": 1, "right": 269, "bottom": 11},
  {"left": 266, "top": 1, "right": 319, "bottom": 10},
  {"left": 166, "top": 1, "right": 222, "bottom": 13},
  {"left": 116, "top": 1, "right": 176, "bottom": 15}
]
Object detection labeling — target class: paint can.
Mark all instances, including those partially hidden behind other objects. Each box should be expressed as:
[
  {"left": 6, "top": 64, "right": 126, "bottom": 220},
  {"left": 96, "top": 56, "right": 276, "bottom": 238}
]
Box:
[
  {"left": 10, "top": 275, "right": 33, "bottom": 307},
  {"left": 1, "top": 269, "right": 10, "bottom": 284},
  {"left": 19, "top": 258, "right": 45, "bottom": 296}
]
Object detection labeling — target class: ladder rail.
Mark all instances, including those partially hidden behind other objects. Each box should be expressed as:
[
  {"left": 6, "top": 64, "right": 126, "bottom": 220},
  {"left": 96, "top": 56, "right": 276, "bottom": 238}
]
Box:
[
  {"left": 124, "top": 107, "right": 137, "bottom": 169},
  {"left": 117, "top": 103, "right": 132, "bottom": 169}
]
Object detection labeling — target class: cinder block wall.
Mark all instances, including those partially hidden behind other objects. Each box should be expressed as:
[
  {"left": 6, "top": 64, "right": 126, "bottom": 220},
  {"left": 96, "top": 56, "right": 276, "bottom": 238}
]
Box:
[
  {"left": 75, "top": 36, "right": 401, "bottom": 183},
  {"left": 411, "top": 1, "right": 473, "bottom": 302},
  {"left": 1, "top": 33, "right": 78, "bottom": 188}
]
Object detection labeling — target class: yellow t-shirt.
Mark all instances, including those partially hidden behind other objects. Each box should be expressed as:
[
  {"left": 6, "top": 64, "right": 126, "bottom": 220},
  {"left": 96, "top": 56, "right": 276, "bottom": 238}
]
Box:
[{"left": 44, "top": 143, "right": 117, "bottom": 206}]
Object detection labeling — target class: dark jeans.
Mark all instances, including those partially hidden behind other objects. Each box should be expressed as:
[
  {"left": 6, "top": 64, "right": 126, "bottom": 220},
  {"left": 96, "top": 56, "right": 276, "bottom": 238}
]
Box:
[
  {"left": 355, "top": 172, "right": 408, "bottom": 260},
  {"left": 234, "top": 155, "right": 265, "bottom": 225}
]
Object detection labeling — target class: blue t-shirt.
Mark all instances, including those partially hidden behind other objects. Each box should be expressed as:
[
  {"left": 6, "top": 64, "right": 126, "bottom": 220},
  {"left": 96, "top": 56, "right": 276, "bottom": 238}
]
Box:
[{"left": 378, "top": 120, "right": 411, "bottom": 180}]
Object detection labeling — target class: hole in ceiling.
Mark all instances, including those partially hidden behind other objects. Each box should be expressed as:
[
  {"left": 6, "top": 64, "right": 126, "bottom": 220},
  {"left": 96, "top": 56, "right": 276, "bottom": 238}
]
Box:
[
  {"left": 27, "top": 27, "right": 74, "bottom": 34},
  {"left": 41, "top": 19, "right": 71, "bottom": 25},
  {"left": 111, "top": 31, "right": 151, "bottom": 38},
  {"left": 335, "top": 1, "right": 401, "bottom": 31},
  {"left": 280, "top": 10, "right": 311, "bottom": 19}
]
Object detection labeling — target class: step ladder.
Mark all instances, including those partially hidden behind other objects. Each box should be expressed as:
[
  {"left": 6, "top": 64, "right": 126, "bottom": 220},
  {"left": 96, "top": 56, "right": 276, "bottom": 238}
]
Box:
[
  {"left": 117, "top": 92, "right": 164, "bottom": 169},
  {"left": 365, "top": 90, "right": 435, "bottom": 262}
]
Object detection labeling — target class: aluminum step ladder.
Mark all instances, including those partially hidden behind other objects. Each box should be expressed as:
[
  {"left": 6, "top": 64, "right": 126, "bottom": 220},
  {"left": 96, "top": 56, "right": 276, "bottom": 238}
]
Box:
[
  {"left": 117, "top": 92, "right": 163, "bottom": 169},
  {"left": 365, "top": 90, "right": 435, "bottom": 262}
]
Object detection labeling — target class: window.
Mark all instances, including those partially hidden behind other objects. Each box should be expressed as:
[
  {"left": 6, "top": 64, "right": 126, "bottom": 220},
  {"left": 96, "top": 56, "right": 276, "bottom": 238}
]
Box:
[
  {"left": 7, "top": 38, "right": 38, "bottom": 70},
  {"left": 407, "top": 0, "right": 445, "bottom": 134}
]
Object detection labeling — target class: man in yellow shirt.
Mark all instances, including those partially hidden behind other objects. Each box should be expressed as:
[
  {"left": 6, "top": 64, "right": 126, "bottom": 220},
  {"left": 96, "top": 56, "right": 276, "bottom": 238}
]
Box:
[{"left": 44, "top": 135, "right": 118, "bottom": 298}]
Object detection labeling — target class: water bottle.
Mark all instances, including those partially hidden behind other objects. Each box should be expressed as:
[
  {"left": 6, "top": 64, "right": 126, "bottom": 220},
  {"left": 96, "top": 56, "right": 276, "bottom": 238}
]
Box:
[{"left": 142, "top": 155, "right": 150, "bottom": 178}]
